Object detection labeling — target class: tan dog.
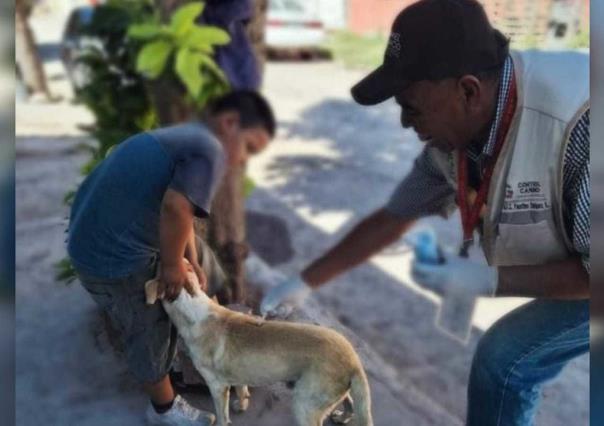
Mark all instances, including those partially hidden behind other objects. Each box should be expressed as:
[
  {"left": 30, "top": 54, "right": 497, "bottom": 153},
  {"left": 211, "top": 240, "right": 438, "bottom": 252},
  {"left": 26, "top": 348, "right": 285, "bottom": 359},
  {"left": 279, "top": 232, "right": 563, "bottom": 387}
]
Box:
[{"left": 145, "top": 262, "right": 373, "bottom": 426}]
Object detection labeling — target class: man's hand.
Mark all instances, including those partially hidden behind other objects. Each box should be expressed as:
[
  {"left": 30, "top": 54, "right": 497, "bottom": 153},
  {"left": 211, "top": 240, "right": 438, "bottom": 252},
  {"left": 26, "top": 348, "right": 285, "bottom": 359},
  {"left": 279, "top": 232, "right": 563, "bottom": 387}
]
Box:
[
  {"left": 411, "top": 250, "right": 498, "bottom": 298},
  {"left": 260, "top": 276, "right": 312, "bottom": 318},
  {"left": 159, "top": 260, "right": 198, "bottom": 302}
]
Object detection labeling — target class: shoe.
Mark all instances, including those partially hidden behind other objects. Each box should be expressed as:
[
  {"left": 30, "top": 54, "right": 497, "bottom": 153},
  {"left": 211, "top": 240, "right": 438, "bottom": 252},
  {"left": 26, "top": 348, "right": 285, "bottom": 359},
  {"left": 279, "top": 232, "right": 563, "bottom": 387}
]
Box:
[{"left": 145, "top": 395, "right": 216, "bottom": 425}]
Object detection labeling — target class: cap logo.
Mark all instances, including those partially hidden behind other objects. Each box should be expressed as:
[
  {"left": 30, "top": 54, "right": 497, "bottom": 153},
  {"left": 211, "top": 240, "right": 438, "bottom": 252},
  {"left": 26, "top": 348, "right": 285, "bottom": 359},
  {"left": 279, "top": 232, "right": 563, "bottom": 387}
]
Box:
[{"left": 386, "top": 33, "right": 402, "bottom": 59}]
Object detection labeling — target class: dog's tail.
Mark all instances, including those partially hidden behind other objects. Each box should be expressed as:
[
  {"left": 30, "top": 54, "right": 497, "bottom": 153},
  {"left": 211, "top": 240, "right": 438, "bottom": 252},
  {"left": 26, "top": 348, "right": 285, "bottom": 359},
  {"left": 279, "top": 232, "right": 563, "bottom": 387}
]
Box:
[{"left": 349, "top": 368, "right": 373, "bottom": 426}]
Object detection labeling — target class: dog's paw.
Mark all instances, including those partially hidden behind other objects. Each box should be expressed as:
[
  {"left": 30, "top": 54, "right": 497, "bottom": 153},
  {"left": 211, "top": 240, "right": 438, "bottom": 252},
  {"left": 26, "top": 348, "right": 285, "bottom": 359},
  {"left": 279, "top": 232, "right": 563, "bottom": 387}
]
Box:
[
  {"left": 231, "top": 396, "right": 250, "bottom": 413},
  {"left": 330, "top": 409, "right": 353, "bottom": 425}
]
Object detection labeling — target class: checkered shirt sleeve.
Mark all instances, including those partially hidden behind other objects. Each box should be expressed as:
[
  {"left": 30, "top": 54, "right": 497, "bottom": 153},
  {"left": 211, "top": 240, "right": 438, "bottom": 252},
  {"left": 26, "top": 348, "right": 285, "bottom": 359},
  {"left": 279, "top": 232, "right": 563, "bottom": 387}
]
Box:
[
  {"left": 385, "top": 147, "right": 456, "bottom": 219},
  {"left": 563, "top": 109, "right": 590, "bottom": 273}
]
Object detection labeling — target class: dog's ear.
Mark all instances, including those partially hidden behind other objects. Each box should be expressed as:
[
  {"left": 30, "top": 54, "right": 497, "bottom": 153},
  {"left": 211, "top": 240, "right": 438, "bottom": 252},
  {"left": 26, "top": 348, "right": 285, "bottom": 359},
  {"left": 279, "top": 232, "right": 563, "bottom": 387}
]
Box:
[{"left": 144, "top": 279, "right": 160, "bottom": 305}]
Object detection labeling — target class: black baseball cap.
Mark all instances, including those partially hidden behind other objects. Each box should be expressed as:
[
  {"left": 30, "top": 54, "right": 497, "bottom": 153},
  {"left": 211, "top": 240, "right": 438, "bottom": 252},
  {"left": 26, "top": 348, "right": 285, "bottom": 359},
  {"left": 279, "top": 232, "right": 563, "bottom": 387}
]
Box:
[{"left": 351, "top": 0, "right": 509, "bottom": 105}]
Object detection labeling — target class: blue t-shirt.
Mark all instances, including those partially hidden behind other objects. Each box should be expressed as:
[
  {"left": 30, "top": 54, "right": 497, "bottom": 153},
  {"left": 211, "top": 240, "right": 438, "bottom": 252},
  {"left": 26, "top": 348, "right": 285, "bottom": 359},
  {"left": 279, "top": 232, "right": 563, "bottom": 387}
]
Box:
[{"left": 68, "top": 123, "right": 225, "bottom": 279}]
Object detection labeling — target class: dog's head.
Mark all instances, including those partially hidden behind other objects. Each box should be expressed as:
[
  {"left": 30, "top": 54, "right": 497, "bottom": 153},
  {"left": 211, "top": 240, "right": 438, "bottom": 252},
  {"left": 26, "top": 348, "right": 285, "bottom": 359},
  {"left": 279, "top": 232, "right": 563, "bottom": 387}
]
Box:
[
  {"left": 144, "top": 261, "right": 215, "bottom": 329},
  {"left": 144, "top": 259, "right": 203, "bottom": 305}
]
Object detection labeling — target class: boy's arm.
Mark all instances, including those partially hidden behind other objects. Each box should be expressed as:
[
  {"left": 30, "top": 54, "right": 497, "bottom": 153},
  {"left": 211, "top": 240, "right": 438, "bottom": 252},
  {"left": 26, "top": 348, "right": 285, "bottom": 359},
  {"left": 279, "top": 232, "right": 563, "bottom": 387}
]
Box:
[
  {"left": 184, "top": 226, "right": 208, "bottom": 293},
  {"left": 159, "top": 189, "right": 197, "bottom": 301}
]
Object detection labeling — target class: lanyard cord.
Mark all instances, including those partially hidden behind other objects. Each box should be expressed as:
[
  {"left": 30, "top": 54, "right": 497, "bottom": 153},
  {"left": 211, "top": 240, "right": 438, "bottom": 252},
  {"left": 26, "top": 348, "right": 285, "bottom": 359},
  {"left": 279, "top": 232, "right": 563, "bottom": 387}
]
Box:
[{"left": 457, "top": 74, "right": 518, "bottom": 257}]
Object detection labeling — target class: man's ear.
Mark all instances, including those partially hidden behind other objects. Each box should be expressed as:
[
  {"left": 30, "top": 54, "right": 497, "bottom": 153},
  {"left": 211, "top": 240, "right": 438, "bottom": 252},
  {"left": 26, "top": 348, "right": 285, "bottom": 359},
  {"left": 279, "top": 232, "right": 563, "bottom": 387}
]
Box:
[{"left": 457, "top": 75, "right": 483, "bottom": 112}]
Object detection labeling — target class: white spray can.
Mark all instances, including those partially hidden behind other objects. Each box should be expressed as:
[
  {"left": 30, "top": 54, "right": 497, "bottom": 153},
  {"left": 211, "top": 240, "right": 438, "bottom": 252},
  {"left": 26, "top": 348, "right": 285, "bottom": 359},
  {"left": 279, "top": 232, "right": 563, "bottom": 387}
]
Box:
[{"left": 413, "top": 229, "right": 475, "bottom": 344}]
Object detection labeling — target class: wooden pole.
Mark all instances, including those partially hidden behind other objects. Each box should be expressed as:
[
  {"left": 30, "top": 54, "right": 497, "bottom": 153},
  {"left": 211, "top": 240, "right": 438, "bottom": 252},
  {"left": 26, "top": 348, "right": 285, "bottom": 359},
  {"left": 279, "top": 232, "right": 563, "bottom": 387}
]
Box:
[{"left": 15, "top": 0, "right": 52, "bottom": 100}]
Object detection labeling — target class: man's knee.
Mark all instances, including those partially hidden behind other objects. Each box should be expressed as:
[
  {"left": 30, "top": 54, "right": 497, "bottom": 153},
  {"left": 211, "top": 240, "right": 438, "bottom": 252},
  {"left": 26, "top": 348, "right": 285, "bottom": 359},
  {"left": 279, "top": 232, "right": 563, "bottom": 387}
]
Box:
[{"left": 470, "top": 324, "right": 519, "bottom": 390}]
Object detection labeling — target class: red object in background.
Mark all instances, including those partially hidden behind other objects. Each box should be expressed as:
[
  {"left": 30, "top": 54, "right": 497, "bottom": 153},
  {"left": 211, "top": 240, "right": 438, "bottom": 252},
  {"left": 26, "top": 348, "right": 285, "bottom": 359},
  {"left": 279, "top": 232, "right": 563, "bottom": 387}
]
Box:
[
  {"left": 347, "top": 0, "right": 589, "bottom": 36},
  {"left": 266, "top": 19, "right": 285, "bottom": 27},
  {"left": 304, "top": 21, "right": 322, "bottom": 29},
  {"left": 266, "top": 19, "right": 323, "bottom": 29},
  {"left": 348, "top": 0, "right": 415, "bottom": 35}
]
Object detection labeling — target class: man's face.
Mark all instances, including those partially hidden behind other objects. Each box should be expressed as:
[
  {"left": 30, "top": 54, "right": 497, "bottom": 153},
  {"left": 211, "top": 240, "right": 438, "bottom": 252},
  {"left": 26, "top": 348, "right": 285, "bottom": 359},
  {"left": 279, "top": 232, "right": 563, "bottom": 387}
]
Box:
[{"left": 394, "top": 79, "right": 476, "bottom": 152}]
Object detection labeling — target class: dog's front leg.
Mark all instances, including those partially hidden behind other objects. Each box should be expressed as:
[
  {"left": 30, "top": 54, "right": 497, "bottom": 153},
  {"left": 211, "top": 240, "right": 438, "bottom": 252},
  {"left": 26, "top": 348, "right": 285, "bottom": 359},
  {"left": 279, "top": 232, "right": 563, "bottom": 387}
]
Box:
[{"left": 203, "top": 370, "right": 231, "bottom": 426}]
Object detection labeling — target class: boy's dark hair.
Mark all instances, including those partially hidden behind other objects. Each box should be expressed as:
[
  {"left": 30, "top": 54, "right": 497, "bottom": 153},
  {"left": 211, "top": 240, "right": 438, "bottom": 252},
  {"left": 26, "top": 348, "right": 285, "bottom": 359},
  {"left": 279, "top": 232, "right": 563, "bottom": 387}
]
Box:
[{"left": 208, "top": 90, "right": 276, "bottom": 137}]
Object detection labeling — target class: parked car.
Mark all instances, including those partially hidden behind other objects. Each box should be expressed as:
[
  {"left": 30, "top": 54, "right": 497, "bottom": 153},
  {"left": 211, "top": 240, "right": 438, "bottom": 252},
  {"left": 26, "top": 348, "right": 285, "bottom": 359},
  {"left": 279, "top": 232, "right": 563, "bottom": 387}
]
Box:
[
  {"left": 60, "top": 5, "right": 97, "bottom": 91},
  {"left": 265, "top": 0, "right": 326, "bottom": 52}
]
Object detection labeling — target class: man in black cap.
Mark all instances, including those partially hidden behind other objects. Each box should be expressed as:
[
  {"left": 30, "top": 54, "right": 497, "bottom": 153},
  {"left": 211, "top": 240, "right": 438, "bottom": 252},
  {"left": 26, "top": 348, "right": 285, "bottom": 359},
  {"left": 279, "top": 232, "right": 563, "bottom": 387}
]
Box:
[{"left": 261, "top": 0, "right": 589, "bottom": 424}]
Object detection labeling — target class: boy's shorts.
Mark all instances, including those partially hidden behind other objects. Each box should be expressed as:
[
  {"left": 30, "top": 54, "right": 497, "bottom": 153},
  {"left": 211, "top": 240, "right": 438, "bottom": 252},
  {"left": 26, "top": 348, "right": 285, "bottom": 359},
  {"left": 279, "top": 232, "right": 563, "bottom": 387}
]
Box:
[{"left": 77, "top": 238, "right": 224, "bottom": 384}]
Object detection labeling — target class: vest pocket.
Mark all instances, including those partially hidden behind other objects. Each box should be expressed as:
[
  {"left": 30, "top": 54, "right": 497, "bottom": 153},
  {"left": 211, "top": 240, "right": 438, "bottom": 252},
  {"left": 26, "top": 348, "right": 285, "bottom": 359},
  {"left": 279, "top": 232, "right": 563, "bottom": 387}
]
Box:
[{"left": 494, "top": 220, "right": 568, "bottom": 265}]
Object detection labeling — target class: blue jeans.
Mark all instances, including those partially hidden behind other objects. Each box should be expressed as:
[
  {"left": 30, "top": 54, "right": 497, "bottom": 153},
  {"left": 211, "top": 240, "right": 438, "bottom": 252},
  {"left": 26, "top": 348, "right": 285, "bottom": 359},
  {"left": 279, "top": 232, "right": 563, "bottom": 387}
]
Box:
[{"left": 467, "top": 299, "right": 589, "bottom": 426}]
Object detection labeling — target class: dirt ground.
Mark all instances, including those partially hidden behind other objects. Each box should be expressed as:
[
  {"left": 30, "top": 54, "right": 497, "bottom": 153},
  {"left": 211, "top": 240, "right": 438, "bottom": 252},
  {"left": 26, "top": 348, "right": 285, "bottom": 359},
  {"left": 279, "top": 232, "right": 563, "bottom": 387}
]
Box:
[{"left": 15, "top": 8, "right": 588, "bottom": 426}]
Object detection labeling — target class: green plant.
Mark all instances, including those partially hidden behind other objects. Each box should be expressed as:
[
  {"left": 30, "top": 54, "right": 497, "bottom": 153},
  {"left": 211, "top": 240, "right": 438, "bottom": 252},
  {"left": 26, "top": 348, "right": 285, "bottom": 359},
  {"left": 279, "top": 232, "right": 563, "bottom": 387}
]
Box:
[
  {"left": 511, "top": 33, "right": 540, "bottom": 50},
  {"left": 55, "top": 258, "right": 78, "bottom": 284},
  {"left": 128, "top": 1, "right": 230, "bottom": 107},
  {"left": 568, "top": 29, "right": 589, "bottom": 49},
  {"left": 74, "top": 0, "right": 158, "bottom": 174},
  {"left": 243, "top": 175, "right": 256, "bottom": 198},
  {"left": 323, "top": 31, "right": 388, "bottom": 70}
]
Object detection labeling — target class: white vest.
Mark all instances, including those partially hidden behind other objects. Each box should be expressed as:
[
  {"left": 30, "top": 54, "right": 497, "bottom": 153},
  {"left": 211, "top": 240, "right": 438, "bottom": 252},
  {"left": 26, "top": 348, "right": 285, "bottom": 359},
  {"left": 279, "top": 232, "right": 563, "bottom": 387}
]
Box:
[{"left": 430, "top": 50, "right": 589, "bottom": 266}]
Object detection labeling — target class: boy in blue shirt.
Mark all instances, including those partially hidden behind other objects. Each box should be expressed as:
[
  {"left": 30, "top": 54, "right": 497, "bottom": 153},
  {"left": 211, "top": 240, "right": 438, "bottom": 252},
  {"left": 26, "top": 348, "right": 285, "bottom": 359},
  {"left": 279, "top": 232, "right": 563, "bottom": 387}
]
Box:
[{"left": 68, "top": 90, "right": 275, "bottom": 425}]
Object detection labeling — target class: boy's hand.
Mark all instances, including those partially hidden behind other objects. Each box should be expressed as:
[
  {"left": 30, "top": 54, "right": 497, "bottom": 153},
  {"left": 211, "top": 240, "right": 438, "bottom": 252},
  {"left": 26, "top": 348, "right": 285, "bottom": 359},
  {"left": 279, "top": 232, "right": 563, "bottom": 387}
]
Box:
[
  {"left": 190, "top": 261, "right": 208, "bottom": 294},
  {"left": 160, "top": 260, "right": 197, "bottom": 301}
]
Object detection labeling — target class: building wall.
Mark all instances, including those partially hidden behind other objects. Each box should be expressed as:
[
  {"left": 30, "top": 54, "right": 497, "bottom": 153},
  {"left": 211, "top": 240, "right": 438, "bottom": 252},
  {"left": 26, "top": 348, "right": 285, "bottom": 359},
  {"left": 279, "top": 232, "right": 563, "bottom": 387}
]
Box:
[
  {"left": 346, "top": 0, "right": 589, "bottom": 46},
  {"left": 347, "top": 0, "right": 415, "bottom": 35},
  {"left": 481, "top": 0, "right": 554, "bottom": 45}
]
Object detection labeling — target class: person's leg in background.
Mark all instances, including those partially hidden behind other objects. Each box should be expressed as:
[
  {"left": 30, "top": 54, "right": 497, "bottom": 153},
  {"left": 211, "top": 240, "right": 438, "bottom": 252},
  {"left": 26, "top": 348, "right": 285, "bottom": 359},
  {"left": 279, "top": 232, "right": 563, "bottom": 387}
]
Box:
[{"left": 466, "top": 299, "right": 589, "bottom": 426}]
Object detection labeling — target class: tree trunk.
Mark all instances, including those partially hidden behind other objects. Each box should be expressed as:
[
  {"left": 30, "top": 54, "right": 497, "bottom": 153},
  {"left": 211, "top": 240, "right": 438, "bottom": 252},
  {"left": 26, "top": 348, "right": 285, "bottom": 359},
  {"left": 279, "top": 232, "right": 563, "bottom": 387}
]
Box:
[
  {"left": 207, "top": 165, "right": 248, "bottom": 304},
  {"left": 149, "top": 76, "right": 191, "bottom": 125},
  {"left": 15, "top": 0, "right": 52, "bottom": 99},
  {"left": 207, "top": 0, "right": 269, "bottom": 304}
]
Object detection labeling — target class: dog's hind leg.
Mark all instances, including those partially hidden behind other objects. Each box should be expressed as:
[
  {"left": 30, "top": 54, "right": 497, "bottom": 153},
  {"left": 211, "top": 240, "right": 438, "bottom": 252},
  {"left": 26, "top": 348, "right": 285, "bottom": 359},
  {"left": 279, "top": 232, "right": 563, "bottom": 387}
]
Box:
[
  {"left": 293, "top": 374, "right": 346, "bottom": 426},
  {"left": 232, "top": 385, "right": 251, "bottom": 413},
  {"left": 292, "top": 403, "right": 325, "bottom": 426}
]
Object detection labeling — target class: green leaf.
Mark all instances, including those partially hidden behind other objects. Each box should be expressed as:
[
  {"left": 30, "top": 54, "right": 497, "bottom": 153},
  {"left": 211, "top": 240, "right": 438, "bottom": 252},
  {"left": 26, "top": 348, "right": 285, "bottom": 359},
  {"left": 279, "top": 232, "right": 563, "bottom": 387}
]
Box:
[
  {"left": 105, "top": 145, "right": 118, "bottom": 158},
  {"left": 127, "top": 22, "right": 162, "bottom": 40},
  {"left": 170, "top": 2, "right": 205, "bottom": 36},
  {"left": 136, "top": 40, "right": 173, "bottom": 78},
  {"left": 198, "top": 53, "right": 228, "bottom": 84},
  {"left": 185, "top": 26, "right": 230, "bottom": 51},
  {"left": 134, "top": 107, "right": 158, "bottom": 131},
  {"left": 55, "top": 258, "right": 77, "bottom": 284},
  {"left": 243, "top": 175, "right": 256, "bottom": 198},
  {"left": 175, "top": 48, "right": 204, "bottom": 97},
  {"left": 63, "top": 190, "right": 76, "bottom": 206}
]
